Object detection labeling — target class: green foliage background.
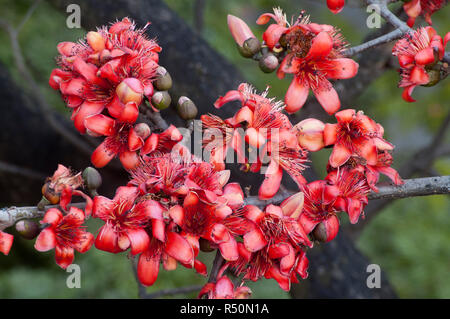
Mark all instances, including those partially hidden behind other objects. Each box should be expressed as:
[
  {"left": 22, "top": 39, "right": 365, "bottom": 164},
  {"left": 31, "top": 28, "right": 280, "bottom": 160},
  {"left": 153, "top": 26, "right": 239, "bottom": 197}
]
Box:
[{"left": 0, "top": 0, "right": 448, "bottom": 298}]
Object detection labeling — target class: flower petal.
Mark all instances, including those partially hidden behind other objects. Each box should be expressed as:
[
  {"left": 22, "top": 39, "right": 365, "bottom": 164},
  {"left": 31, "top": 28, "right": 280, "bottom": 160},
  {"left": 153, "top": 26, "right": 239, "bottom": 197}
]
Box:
[{"left": 34, "top": 228, "right": 56, "bottom": 252}]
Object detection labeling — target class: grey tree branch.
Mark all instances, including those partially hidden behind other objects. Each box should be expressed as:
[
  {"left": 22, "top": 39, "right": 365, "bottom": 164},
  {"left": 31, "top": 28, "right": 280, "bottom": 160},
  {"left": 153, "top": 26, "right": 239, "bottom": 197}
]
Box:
[
  {"left": 344, "top": 29, "right": 404, "bottom": 57},
  {"left": 0, "top": 160, "right": 46, "bottom": 181}
]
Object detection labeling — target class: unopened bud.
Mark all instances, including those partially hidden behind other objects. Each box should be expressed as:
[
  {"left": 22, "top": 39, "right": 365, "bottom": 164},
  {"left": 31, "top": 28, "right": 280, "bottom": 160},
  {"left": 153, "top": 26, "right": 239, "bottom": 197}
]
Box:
[
  {"left": 116, "top": 78, "right": 144, "bottom": 105},
  {"left": 86, "top": 31, "right": 106, "bottom": 52},
  {"left": 312, "top": 222, "right": 328, "bottom": 243},
  {"left": 15, "top": 220, "right": 40, "bottom": 240},
  {"left": 238, "top": 37, "right": 261, "bottom": 58},
  {"left": 295, "top": 118, "right": 325, "bottom": 152},
  {"left": 155, "top": 66, "right": 173, "bottom": 91},
  {"left": 228, "top": 14, "right": 256, "bottom": 49},
  {"left": 259, "top": 53, "right": 279, "bottom": 73},
  {"left": 151, "top": 91, "right": 172, "bottom": 110},
  {"left": 134, "top": 123, "right": 151, "bottom": 139},
  {"left": 82, "top": 167, "right": 102, "bottom": 191},
  {"left": 176, "top": 96, "right": 198, "bottom": 120}
]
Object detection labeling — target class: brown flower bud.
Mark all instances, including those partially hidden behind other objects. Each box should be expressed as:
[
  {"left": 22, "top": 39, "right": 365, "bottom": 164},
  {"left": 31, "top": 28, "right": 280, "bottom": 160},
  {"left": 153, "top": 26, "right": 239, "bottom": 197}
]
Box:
[
  {"left": 134, "top": 123, "right": 151, "bottom": 139},
  {"left": 176, "top": 96, "right": 198, "bottom": 120},
  {"left": 259, "top": 53, "right": 279, "bottom": 73},
  {"left": 199, "top": 238, "right": 215, "bottom": 252},
  {"left": 42, "top": 183, "right": 60, "bottom": 204},
  {"left": 238, "top": 37, "right": 261, "bottom": 58},
  {"left": 312, "top": 222, "right": 328, "bottom": 243},
  {"left": 423, "top": 69, "right": 441, "bottom": 87},
  {"left": 15, "top": 220, "right": 40, "bottom": 240},
  {"left": 155, "top": 66, "right": 173, "bottom": 91},
  {"left": 151, "top": 91, "right": 172, "bottom": 110}
]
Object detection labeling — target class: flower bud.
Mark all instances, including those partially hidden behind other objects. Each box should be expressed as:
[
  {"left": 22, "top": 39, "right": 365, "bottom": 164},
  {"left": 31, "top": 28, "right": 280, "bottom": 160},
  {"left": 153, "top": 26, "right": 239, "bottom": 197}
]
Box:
[
  {"left": 295, "top": 118, "right": 325, "bottom": 152},
  {"left": 82, "top": 167, "right": 102, "bottom": 191},
  {"left": 116, "top": 78, "right": 144, "bottom": 105},
  {"left": 238, "top": 37, "right": 261, "bottom": 58},
  {"left": 259, "top": 53, "right": 279, "bottom": 73},
  {"left": 133, "top": 123, "right": 151, "bottom": 139},
  {"left": 312, "top": 222, "right": 328, "bottom": 243},
  {"left": 176, "top": 96, "right": 198, "bottom": 120},
  {"left": 228, "top": 14, "right": 257, "bottom": 48},
  {"left": 86, "top": 31, "right": 106, "bottom": 52},
  {"left": 327, "top": 0, "right": 345, "bottom": 14},
  {"left": 154, "top": 66, "right": 173, "bottom": 91},
  {"left": 151, "top": 91, "right": 172, "bottom": 110},
  {"left": 15, "top": 220, "right": 40, "bottom": 240}
]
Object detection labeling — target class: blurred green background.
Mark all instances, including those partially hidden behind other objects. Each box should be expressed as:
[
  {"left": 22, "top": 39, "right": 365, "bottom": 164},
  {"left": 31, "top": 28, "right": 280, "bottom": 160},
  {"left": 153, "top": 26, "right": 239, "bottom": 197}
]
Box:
[{"left": 0, "top": 0, "right": 449, "bottom": 298}]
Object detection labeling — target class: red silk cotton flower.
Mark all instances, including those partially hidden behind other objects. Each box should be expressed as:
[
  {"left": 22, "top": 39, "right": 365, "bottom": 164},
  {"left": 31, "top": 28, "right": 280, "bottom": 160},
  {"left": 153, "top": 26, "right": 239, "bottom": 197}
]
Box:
[
  {"left": 34, "top": 207, "right": 94, "bottom": 269},
  {"left": 392, "top": 27, "right": 449, "bottom": 102},
  {"left": 49, "top": 18, "right": 160, "bottom": 134},
  {"left": 256, "top": 8, "right": 358, "bottom": 114},
  {"left": 323, "top": 109, "right": 394, "bottom": 168},
  {"left": 403, "top": 0, "right": 446, "bottom": 27},
  {"left": 226, "top": 193, "right": 311, "bottom": 291},
  {"left": 206, "top": 83, "right": 309, "bottom": 200}
]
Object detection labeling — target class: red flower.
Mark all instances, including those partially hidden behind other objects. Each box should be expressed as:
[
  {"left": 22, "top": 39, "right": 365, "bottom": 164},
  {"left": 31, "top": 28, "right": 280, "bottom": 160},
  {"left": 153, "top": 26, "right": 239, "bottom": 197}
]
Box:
[
  {"left": 85, "top": 115, "right": 151, "bottom": 169},
  {"left": 392, "top": 27, "right": 448, "bottom": 102},
  {"left": 137, "top": 224, "right": 195, "bottom": 287},
  {"left": 0, "top": 231, "right": 13, "bottom": 256},
  {"left": 170, "top": 190, "right": 243, "bottom": 262},
  {"left": 299, "top": 180, "right": 340, "bottom": 242},
  {"left": 403, "top": 0, "right": 446, "bottom": 27},
  {"left": 323, "top": 109, "right": 394, "bottom": 168},
  {"left": 359, "top": 151, "right": 404, "bottom": 192},
  {"left": 92, "top": 186, "right": 161, "bottom": 255},
  {"left": 226, "top": 194, "right": 310, "bottom": 291},
  {"left": 208, "top": 84, "right": 308, "bottom": 199},
  {"left": 326, "top": 167, "right": 370, "bottom": 224},
  {"left": 257, "top": 9, "right": 358, "bottom": 114},
  {"left": 327, "top": 0, "right": 345, "bottom": 14},
  {"left": 198, "top": 275, "right": 252, "bottom": 299},
  {"left": 34, "top": 207, "right": 93, "bottom": 269},
  {"left": 49, "top": 18, "right": 160, "bottom": 133}
]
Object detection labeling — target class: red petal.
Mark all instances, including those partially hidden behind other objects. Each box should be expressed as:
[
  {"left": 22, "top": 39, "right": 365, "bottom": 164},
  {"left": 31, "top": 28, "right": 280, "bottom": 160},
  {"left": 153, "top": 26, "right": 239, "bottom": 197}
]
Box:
[
  {"left": 329, "top": 143, "right": 352, "bottom": 167},
  {"left": 91, "top": 141, "right": 117, "bottom": 168},
  {"left": 402, "top": 86, "right": 416, "bottom": 103},
  {"left": 141, "top": 133, "right": 159, "bottom": 155},
  {"left": 0, "top": 232, "right": 14, "bottom": 255},
  {"left": 214, "top": 90, "right": 240, "bottom": 109},
  {"left": 127, "top": 228, "right": 150, "bottom": 255},
  {"left": 258, "top": 160, "right": 283, "bottom": 200},
  {"left": 152, "top": 219, "right": 166, "bottom": 242},
  {"left": 354, "top": 137, "right": 377, "bottom": 166},
  {"left": 138, "top": 249, "right": 160, "bottom": 286},
  {"left": 323, "top": 123, "right": 338, "bottom": 146},
  {"left": 415, "top": 47, "right": 435, "bottom": 65},
  {"left": 243, "top": 228, "right": 267, "bottom": 252},
  {"left": 73, "top": 102, "right": 105, "bottom": 134},
  {"left": 75, "top": 231, "right": 94, "bottom": 253},
  {"left": 84, "top": 114, "right": 115, "bottom": 136},
  {"left": 323, "top": 214, "right": 340, "bottom": 241},
  {"left": 219, "top": 238, "right": 239, "bottom": 261},
  {"left": 313, "top": 84, "right": 341, "bottom": 115},
  {"left": 284, "top": 78, "right": 309, "bottom": 114},
  {"left": 95, "top": 223, "right": 120, "bottom": 253},
  {"left": 222, "top": 183, "right": 244, "bottom": 207},
  {"left": 165, "top": 232, "right": 194, "bottom": 265},
  {"left": 306, "top": 31, "right": 333, "bottom": 59},
  {"left": 55, "top": 245, "right": 75, "bottom": 269},
  {"left": 215, "top": 276, "right": 235, "bottom": 298},
  {"left": 34, "top": 228, "right": 56, "bottom": 252},
  {"left": 119, "top": 151, "right": 139, "bottom": 170},
  {"left": 92, "top": 196, "right": 115, "bottom": 220},
  {"left": 42, "top": 208, "right": 63, "bottom": 226},
  {"left": 326, "top": 58, "right": 359, "bottom": 79}
]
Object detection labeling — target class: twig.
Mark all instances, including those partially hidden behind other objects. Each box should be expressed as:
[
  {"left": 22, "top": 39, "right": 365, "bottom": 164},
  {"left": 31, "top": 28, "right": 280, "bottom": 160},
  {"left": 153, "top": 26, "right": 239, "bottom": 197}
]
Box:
[
  {"left": 207, "top": 250, "right": 225, "bottom": 283},
  {"left": 244, "top": 176, "right": 450, "bottom": 208},
  {"left": 141, "top": 107, "right": 169, "bottom": 131},
  {"left": 344, "top": 29, "right": 404, "bottom": 57}
]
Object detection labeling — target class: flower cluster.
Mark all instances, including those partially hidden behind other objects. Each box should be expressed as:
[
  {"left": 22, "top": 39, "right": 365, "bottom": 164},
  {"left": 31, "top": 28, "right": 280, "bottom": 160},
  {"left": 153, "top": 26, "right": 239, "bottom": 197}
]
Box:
[
  {"left": 392, "top": 26, "right": 449, "bottom": 102},
  {"left": 403, "top": 0, "right": 447, "bottom": 27},
  {"left": 228, "top": 8, "right": 359, "bottom": 115},
  {"left": 49, "top": 18, "right": 162, "bottom": 169},
  {"left": 207, "top": 83, "right": 308, "bottom": 199}
]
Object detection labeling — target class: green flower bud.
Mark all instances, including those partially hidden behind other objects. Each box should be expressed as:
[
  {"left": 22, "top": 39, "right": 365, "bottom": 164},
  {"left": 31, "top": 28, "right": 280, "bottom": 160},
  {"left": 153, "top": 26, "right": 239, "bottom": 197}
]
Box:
[
  {"left": 82, "top": 167, "right": 102, "bottom": 191},
  {"left": 151, "top": 91, "right": 172, "bottom": 110},
  {"left": 155, "top": 66, "right": 173, "bottom": 91},
  {"left": 238, "top": 37, "right": 261, "bottom": 58},
  {"left": 259, "top": 53, "right": 279, "bottom": 73},
  {"left": 176, "top": 96, "right": 198, "bottom": 120}
]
